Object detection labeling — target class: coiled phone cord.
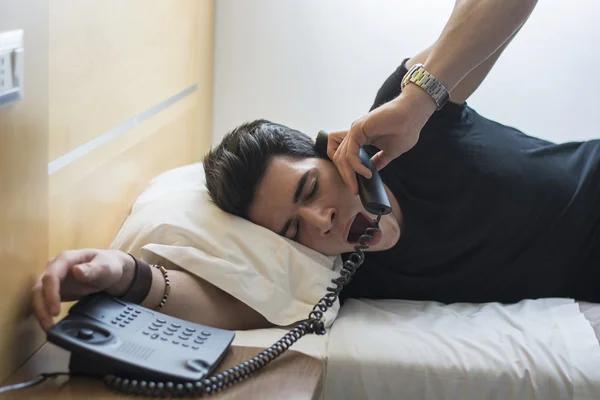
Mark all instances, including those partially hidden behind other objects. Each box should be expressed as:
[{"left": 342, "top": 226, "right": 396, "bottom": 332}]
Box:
[{"left": 102, "top": 212, "right": 383, "bottom": 397}]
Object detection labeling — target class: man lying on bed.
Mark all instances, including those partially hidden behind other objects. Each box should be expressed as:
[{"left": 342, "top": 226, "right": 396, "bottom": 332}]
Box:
[{"left": 32, "top": 0, "right": 600, "bottom": 333}]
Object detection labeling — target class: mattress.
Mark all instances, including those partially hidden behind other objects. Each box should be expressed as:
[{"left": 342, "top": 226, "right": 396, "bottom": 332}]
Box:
[{"left": 233, "top": 298, "right": 600, "bottom": 400}]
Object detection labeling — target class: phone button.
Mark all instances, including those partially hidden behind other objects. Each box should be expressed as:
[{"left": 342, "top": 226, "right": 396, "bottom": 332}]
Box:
[
  {"left": 77, "top": 328, "right": 94, "bottom": 340},
  {"left": 150, "top": 334, "right": 159, "bottom": 340},
  {"left": 170, "top": 323, "right": 181, "bottom": 328},
  {"left": 201, "top": 331, "right": 211, "bottom": 336}
]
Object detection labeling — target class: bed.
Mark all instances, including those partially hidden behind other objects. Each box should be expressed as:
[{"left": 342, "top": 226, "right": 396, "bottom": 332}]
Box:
[
  {"left": 109, "top": 162, "right": 600, "bottom": 400},
  {"left": 230, "top": 300, "right": 600, "bottom": 400}
]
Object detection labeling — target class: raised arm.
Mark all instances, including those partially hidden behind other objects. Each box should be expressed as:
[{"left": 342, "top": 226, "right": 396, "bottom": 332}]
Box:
[
  {"left": 330, "top": 0, "right": 538, "bottom": 194},
  {"left": 407, "top": 21, "right": 524, "bottom": 105},
  {"left": 423, "top": 0, "right": 537, "bottom": 96}
]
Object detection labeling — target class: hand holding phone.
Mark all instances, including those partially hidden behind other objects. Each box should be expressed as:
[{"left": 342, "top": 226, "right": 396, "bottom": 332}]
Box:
[
  {"left": 326, "top": 86, "right": 435, "bottom": 195},
  {"left": 316, "top": 131, "right": 391, "bottom": 216}
]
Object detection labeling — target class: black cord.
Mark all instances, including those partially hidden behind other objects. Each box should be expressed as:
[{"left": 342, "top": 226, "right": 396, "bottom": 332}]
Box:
[
  {"left": 0, "top": 213, "right": 383, "bottom": 397},
  {"left": 0, "top": 372, "right": 70, "bottom": 394}
]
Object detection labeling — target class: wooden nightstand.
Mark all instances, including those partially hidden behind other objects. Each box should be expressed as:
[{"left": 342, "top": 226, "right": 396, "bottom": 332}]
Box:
[{"left": 1, "top": 342, "right": 324, "bottom": 399}]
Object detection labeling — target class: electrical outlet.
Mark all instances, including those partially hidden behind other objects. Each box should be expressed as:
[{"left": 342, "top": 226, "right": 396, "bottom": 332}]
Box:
[
  {"left": 0, "top": 30, "right": 24, "bottom": 108},
  {"left": 0, "top": 51, "right": 14, "bottom": 92}
]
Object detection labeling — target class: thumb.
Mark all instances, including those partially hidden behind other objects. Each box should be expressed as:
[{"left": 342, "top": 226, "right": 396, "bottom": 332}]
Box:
[{"left": 371, "top": 150, "right": 394, "bottom": 171}]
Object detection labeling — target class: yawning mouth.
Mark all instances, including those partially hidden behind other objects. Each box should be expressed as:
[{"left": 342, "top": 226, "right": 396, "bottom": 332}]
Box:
[{"left": 347, "top": 213, "right": 372, "bottom": 243}]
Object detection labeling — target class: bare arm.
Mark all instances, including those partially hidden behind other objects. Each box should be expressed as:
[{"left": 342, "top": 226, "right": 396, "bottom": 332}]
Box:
[
  {"left": 130, "top": 259, "right": 274, "bottom": 331},
  {"left": 423, "top": 0, "right": 537, "bottom": 94},
  {"left": 32, "top": 249, "right": 273, "bottom": 332},
  {"left": 330, "top": 0, "right": 538, "bottom": 190},
  {"left": 406, "top": 22, "right": 525, "bottom": 105}
]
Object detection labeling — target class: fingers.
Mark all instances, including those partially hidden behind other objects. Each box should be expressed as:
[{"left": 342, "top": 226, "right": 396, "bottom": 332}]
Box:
[
  {"left": 35, "top": 249, "right": 97, "bottom": 329},
  {"left": 331, "top": 120, "right": 374, "bottom": 195},
  {"left": 332, "top": 138, "right": 358, "bottom": 195},
  {"left": 326, "top": 130, "right": 346, "bottom": 160},
  {"left": 32, "top": 282, "right": 52, "bottom": 331},
  {"left": 371, "top": 150, "right": 394, "bottom": 171},
  {"left": 42, "top": 250, "right": 92, "bottom": 316},
  {"left": 41, "top": 274, "right": 62, "bottom": 317}
]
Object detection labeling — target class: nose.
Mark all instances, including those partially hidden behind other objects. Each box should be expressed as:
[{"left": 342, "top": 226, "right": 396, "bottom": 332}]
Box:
[{"left": 299, "top": 205, "right": 336, "bottom": 236}]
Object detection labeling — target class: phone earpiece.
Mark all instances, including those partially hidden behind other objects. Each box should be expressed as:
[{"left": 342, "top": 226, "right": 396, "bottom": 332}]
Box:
[{"left": 316, "top": 130, "right": 391, "bottom": 216}]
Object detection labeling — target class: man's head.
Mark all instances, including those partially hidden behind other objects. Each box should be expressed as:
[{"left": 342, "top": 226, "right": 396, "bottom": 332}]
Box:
[{"left": 204, "top": 119, "right": 401, "bottom": 256}]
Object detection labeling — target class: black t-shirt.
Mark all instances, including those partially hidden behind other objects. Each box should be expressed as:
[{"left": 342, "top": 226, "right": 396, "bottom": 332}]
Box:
[{"left": 340, "top": 59, "right": 600, "bottom": 305}]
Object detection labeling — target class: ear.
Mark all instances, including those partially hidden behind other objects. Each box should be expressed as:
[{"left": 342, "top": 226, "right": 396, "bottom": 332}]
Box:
[{"left": 311, "top": 137, "right": 316, "bottom": 145}]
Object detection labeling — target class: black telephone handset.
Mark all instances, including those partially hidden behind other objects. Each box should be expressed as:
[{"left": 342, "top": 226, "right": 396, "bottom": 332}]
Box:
[
  {"left": 315, "top": 130, "right": 391, "bottom": 216},
  {"left": 1, "top": 132, "right": 393, "bottom": 397}
]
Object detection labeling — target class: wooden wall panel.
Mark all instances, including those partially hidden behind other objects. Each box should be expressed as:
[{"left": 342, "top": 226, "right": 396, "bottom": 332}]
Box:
[
  {"left": 0, "top": 0, "right": 214, "bottom": 384},
  {"left": 49, "top": 93, "right": 201, "bottom": 255},
  {"left": 49, "top": 0, "right": 213, "bottom": 161},
  {"left": 0, "top": 0, "right": 49, "bottom": 383}
]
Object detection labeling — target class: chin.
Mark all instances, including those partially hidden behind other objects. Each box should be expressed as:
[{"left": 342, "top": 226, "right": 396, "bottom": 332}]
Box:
[{"left": 370, "top": 219, "right": 400, "bottom": 252}]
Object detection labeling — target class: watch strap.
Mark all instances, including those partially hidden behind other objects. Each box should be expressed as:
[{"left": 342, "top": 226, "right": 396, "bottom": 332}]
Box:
[{"left": 401, "top": 63, "right": 450, "bottom": 111}]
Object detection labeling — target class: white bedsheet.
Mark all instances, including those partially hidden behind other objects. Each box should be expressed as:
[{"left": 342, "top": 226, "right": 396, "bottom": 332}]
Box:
[
  {"left": 228, "top": 298, "right": 600, "bottom": 399},
  {"left": 325, "top": 298, "right": 600, "bottom": 400}
]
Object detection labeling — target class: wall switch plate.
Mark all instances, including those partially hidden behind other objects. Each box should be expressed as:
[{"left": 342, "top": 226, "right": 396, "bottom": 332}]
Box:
[{"left": 0, "top": 30, "right": 24, "bottom": 108}]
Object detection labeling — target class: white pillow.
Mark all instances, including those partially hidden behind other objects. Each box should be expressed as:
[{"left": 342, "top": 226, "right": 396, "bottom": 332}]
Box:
[{"left": 110, "top": 163, "right": 342, "bottom": 327}]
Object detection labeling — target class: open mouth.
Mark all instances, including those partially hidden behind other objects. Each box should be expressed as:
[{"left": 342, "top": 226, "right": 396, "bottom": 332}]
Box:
[
  {"left": 347, "top": 213, "right": 373, "bottom": 243},
  {"left": 345, "top": 212, "right": 384, "bottom": 247}
]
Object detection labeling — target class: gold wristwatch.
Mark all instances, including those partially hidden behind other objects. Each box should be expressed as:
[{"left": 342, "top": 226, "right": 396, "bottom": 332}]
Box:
[{"left": 401, "top": 63, "right": 450, "bottom": 111}]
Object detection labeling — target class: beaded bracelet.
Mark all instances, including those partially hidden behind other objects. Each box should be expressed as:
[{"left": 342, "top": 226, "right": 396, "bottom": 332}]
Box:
[{"left": 152, "top": 264, "right": 171, "bottom": 310}]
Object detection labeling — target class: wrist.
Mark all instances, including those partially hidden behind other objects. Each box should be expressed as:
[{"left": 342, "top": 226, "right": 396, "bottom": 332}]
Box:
[
  {"left": 400, "top": 83, "right": 437, "bottom": 116},
  {"left": 105, "top": 251, "right": 136, "bottom": 297}
]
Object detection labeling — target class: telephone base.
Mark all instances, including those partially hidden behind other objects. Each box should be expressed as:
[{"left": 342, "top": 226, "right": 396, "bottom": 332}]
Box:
[{"left": 68, "top": 352, "right": 132, "bottom": 380}]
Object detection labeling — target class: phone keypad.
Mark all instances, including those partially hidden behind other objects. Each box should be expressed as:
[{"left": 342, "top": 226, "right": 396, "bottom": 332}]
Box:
[
  {"left": 141, "top": 318, "right": 213, "bottom": 351},
  {"left": 110, "top": 306, "right": 141, "bottom": 327}
]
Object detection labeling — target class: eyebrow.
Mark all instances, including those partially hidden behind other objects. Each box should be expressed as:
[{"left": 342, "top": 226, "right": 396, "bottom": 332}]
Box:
[{"left": 279, "top": 171, "right": 310, "bottom": 236}]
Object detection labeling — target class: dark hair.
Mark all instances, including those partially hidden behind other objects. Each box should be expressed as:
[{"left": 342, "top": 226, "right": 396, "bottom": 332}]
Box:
[{"left": 203, "top": 119, "right": 323, "bottom": 219}]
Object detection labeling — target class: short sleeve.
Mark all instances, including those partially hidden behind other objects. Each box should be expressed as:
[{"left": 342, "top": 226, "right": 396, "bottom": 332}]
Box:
[{"left": 369, "top": 58, "right": 472, "bottom": 126}]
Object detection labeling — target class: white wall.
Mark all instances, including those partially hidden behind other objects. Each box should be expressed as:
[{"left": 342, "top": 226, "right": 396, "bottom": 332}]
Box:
[{"left": 213, "top": 0, "right": 600, "bottom": 145}]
